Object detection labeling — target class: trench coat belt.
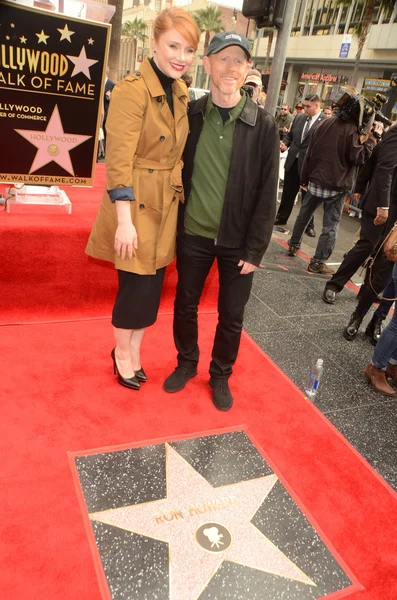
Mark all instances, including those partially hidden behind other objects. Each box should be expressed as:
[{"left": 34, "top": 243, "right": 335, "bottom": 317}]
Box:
[{"left": 134, "top": 157, "right": 183, "bottom": 193}]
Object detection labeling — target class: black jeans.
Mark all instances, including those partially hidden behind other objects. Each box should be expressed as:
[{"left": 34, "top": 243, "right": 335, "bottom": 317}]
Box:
[
  {"left": 277, "top": 158, "right": 314, "bottom": 230},
  {"left": 174, "top": 234, "right": 254, "bottom": 379},
  {"left": 326, "top": 211, "right": 384, "bottom": 293}
]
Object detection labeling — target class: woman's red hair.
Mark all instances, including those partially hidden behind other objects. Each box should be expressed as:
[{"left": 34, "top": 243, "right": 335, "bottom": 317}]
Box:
[{"left": 153, "top": 7, "right": 200, "bottom": 51}]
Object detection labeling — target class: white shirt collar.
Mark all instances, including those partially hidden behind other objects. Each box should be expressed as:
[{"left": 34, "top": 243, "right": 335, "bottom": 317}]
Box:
[{"left": 310, "top": 111, "right": 322, "bottom": 124}]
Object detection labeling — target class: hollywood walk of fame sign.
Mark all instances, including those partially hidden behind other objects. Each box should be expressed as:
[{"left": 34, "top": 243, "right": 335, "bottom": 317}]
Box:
[
  {"left": 0, "top": 1, "right": 110, "bottom": 186},
  {"left": 72, "top": 430, "right": 356, "bottom": 599}
]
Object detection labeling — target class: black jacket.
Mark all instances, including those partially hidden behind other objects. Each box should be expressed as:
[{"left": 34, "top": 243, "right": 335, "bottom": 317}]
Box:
[
  {"left": 356, "top": 124, "right": 397, "bottom": 216},
  {"left": 179, "top": 94, "right": 279, "bottom": 266},
  {"left": 300, "top": 116, "right": 375, "bottom": 192},
  {"left": 103, "top": 77, "right": 115, "bottom": 124},
  {"left": 284, "top": 112, "right": 326, "bottom": 174}
]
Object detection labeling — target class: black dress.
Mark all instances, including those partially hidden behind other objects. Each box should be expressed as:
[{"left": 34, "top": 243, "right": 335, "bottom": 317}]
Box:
[{"left": 111, "top": 60, "right": 175, "bottom": 330}]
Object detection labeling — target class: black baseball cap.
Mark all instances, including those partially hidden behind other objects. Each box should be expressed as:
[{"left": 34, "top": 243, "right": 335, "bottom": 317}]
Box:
[{"left": 206, "top": 31, "right": 251, "bottom": 59}]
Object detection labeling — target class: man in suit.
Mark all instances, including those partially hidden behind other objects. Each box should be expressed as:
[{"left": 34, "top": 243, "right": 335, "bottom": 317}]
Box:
[{"left": 275, "top": 95, "right": 325, "bottom": 237}]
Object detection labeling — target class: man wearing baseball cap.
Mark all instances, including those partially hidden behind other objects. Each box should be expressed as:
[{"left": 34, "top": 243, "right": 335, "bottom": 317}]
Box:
[
  {"left": 164, "top": 32, "right": 279, "bottom": 411},
  {"left": 243, "top": 69, "right": 264, "bottom": 105}
]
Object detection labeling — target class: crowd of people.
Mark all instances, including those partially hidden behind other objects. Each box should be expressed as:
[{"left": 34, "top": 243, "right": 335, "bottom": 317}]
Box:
[
  {"left": 274, "top": 88, "right": 397, "bottom": 397},
  {"left": 87, "top": 6, "right": 397, "bottom": 407}
]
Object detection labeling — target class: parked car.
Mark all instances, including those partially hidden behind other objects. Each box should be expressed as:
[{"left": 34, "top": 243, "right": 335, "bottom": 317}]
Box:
[{"left": 188, "top": 88, "right": 209, "bottom": 101}]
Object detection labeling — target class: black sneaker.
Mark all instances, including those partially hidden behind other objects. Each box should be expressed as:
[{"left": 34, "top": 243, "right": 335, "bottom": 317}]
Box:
[
  {"left": 163, "top": 366, "right": 197, "bottom": 393},
  {"left": 209, "top": 378, "right": 233, "bottom": 411}
]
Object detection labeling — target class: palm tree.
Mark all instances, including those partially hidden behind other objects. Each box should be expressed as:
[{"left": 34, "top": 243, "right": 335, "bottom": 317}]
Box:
[
  {"left": 121, "top": 17, "right": 148, "bottom": 71},
  {"left": 194, "top": 5, "right": 225, "bottom": 87},
  {"left": 335, "top": 0, "right": 395, "bottom": 86}
]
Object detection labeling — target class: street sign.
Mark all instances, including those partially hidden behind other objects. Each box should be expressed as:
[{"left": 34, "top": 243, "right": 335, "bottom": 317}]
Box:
[{"left": 339, "top": 34, "right": 352, "bottom": 58}]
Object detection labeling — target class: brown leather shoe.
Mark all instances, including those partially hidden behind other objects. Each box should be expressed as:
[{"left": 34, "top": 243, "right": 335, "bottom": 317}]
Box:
[
  {"left": 386, "top": 363, "right": 397, "bottom": 386},
  {"left": 364, "top": 364, "right": 396, "bottom": 396},
  {"left": 307, "top": 262, "right": 335, "bottom": 274}
]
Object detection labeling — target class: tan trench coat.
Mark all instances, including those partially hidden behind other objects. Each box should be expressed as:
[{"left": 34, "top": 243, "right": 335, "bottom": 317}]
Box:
[{"left": 86, "top": 58, "right": 189, "bottom": 275}]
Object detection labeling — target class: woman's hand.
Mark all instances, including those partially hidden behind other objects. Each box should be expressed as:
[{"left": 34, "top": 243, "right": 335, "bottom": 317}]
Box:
[{"left": 114, "top": 222, "right": 138, "bottom": 259}]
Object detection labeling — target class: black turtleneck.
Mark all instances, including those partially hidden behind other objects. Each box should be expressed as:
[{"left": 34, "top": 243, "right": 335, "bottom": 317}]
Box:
[{"left": 150, "top": 57, "right": 174, "bottom": 116}]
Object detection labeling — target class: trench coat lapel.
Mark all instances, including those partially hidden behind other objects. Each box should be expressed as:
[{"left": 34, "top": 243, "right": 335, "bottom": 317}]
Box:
[
  {"left": 140, "top": 57, "right": 174, "bottom": 130},
  {"left": 172, "top": 80, "right": 188, "bottom": 139},
  {"left": 160, "top": 100, "right": 174, "bottom": 132}
]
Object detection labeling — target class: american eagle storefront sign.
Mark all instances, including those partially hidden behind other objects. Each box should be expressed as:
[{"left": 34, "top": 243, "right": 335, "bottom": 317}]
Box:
[{"left": 0, "top": 1, "right": 110, "bottom": 186}]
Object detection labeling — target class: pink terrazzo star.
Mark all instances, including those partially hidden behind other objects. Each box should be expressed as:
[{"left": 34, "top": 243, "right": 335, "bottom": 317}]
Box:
[
  {"left": 15, "top": 105, "right": 91, "bottom": 175},
  {"left": 90, "top": 445, "right": 315, "bottom": 599}
]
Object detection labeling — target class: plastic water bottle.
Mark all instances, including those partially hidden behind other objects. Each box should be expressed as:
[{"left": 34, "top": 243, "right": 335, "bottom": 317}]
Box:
[{"left": 305, "top": 359, "right": 324, "bottom": 399}]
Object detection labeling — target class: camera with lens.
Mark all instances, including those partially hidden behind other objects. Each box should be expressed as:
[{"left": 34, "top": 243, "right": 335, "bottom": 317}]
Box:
[
  {"left": 242, "top": 84, "right": 255, "bottom": 98},
  {"left": 334, "top": 89, "right": 392, "bottom": 135}
]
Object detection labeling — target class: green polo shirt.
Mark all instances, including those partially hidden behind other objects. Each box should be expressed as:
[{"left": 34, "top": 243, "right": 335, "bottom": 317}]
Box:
[{"left": 185, "top": 92, "right": 247, "bottom": 239}]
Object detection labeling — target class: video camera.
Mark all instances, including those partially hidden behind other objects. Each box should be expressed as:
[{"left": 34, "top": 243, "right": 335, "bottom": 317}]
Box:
[
  {"left": 334, "top": 89, "right": 392, "bottom": 135},
  {"left": 242, "top": 84, "right": 255, "bottom": 98}
]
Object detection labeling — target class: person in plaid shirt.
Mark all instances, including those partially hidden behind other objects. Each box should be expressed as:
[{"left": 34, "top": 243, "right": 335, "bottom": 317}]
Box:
[{"left": 286, "top": 109, "right": 381, "bottom": 273}]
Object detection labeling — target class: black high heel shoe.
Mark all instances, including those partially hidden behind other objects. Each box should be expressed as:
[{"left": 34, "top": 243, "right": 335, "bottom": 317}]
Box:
[
  {"left": 111, "top": 349, "right": 140, "bottom": 391},
  {"left": 135, "top": 367, "right": 147, "bottom": 383}
]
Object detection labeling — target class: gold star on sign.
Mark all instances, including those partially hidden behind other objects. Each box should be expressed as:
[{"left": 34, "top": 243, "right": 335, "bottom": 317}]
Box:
[
  {"left": 87, "top": 37, "right": 94, "bottom": 45},
  {"left": 20, "top": 35, "right": 27, "bottom": 44},
  {"left": 6, "top": 35, "right": 10, "bottom": 40},
  {"left": 36, "top": 30, "right": 49, "bottom": 45},
  {"left": 57, "top": 24, "right": 75, "bottom": 43},
  {"left": 10, "top": 23, "right": 15, "bottom": 28}
]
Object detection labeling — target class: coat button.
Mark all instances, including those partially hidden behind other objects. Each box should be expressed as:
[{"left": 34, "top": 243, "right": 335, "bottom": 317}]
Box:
[
  {"left": 136, "top": 71, "right": 141, "bottom": 76},
  {"left": 160, "top": 136, "right": 165, "bottom": 141},
  {"left": 148, "top": 169, "right": 154, "bottom": 173},
  {"left": 157, "top": 96, "right": 162, "bottom": 102},
  {"left": 139, "top": 203, "right": 145, "bottom": 208}
]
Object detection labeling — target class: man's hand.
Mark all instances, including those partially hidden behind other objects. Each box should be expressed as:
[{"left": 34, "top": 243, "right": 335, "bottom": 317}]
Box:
[
  {"left": 373, "top": 207, "right": 388, "bottom": 225},
  {"left": 114, "top": 222, "right": 138, "bottom": 259},
  {"left": 359, "top": 132, "right": 369, "bottom": 144},
  {"left": 280, "top": 142, "right": 287, "bottom": 152},
  {"left": 368, "top": 122, "right": 383, "bottom": 142},
  {"left": 238, "top": 260, "right": 257, "bottom": 275}
]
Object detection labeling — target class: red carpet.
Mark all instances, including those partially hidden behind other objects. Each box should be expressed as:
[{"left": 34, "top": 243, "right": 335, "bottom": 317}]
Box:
[
  {"left": 1, "top": 314, "right": 397, "bottom": 599},
  {"left": 0, "top": 164, "right": 218, "bottom": 324}
]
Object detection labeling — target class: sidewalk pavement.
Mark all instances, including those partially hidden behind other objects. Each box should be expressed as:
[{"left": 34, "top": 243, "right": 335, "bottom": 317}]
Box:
[{"left": 243, "top": 209, "right": 397, "bottom": 493}]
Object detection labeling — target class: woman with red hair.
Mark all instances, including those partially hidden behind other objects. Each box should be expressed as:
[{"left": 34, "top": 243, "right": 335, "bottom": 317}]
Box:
[{"left": 86, "top": 8, "right": 200, "bottom": 390}]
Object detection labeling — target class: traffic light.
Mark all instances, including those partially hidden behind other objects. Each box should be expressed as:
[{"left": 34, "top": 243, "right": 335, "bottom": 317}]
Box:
[{"left": 242, "top": 0, "right": 287, "bottom": 28}]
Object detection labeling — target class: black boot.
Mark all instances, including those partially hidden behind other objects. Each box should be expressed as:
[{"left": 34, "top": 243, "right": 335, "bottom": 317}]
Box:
[
  {"left": 365, "top": 313, "right": 385, "bottom": 346},
  {"left": 343, "top": 310, "right": 364, "bottom": 341}
]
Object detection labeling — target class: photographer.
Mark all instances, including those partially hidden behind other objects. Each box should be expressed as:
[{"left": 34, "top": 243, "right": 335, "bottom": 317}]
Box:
[
  {"left": 275, "top": 103, "right": 292, "bottom": 140},
  {"left": 242, "top": 70, "right": 264, "bottom": 106},
  {"left": 339, "top": 124, "right": 397, "bottom": 346},
  {"left": 286, "top": 92, "right": 380, "bottom": 273},
  {"left": 322, "top": 133, "right": 386, "bottom": 305}
]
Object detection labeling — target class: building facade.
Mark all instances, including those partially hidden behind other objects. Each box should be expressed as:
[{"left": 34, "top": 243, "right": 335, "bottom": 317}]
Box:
[
  {"left": 254, "top": 0, "right": 397, "bottom": 113},
  {"left": 118, "top": 0, "right": 397, "bottom": 113}
]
